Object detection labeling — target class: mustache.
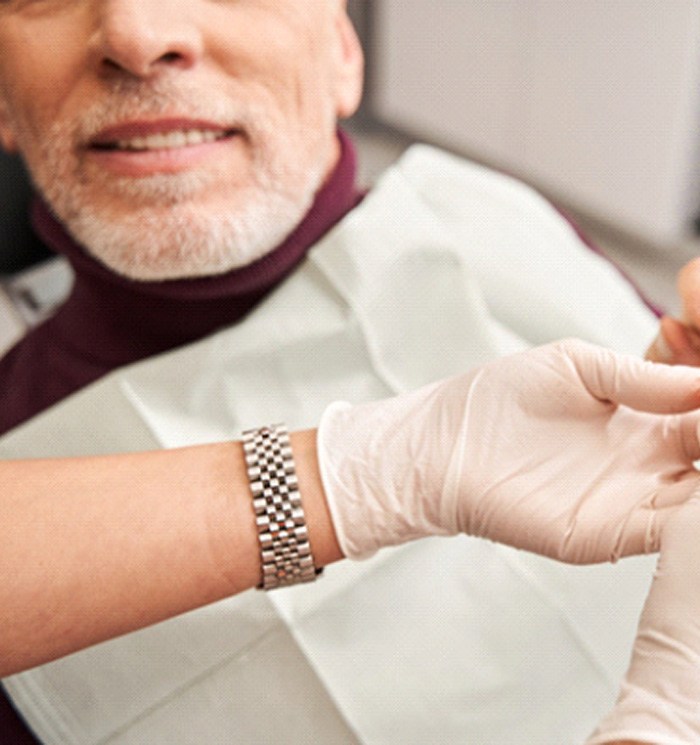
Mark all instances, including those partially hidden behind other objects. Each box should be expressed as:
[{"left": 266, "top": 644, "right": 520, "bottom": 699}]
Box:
[{"left": 66, "top": 79, "right": 259, "bottom": 143}]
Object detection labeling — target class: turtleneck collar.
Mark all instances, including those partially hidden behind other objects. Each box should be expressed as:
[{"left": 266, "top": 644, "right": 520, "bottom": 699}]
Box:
[{"left": 30, "top": 128, "right": 361, "bottom": 367}]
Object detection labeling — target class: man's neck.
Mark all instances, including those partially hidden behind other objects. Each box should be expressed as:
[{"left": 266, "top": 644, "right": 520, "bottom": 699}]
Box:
[{"left": 0, "top": 129, "right": 362, "bottom": 436}]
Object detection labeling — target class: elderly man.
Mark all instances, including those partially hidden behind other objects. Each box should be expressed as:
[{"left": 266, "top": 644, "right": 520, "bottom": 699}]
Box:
[
  {"left": 0, "top": 0, "right": 364, "bottom": 430},
  {"left": 1, "top": 2, "right": 700, "bottom": 744}
]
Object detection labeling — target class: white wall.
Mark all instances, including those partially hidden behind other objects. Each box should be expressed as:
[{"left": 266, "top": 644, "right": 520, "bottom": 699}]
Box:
[{"left": 372, "top": 0, "right": 700, "bottom": 245}]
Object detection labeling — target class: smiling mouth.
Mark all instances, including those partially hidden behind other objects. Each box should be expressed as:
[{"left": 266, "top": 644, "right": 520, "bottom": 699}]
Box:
[{"left": 91, "top": 128, "right": 239, "bottom": 152}]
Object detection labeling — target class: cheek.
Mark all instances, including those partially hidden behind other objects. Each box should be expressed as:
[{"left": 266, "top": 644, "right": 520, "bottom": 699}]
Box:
[
  {"left": 0, "top": 17, "right": 89, "bottom": 145},
  {"left": 0, "top": 97, "right": 33, "bottom": 151},
  {"left": 284, "top": 30, "right": 336, "bottom": 117},
  {"left": 0, "top": 75, "right": 74, "bottom": 158},
  {"left": 0, "top": 90, "right": 15, "bottom": 150},
  {"left": 0, "top": 86, "right": 22, "bottom": 152},
  {"left": 270, "top": 50, "right": 337, "bottom": 131},
  {"left": 0, "top": 62, "right": 15, "bottom": 146},
  {"left": 0, "top": 73, "right": 40, "bottom": 145},
  {"left": 208, "top": 9, "right": 335, "bottom": 120},
  {"left": 0, "top": 122, "right": 16, "bottom": 152}
]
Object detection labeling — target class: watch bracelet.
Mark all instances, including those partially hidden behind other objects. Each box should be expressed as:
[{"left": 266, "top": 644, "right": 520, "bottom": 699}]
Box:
[{"left": 242, "top": 423, "right": 322, "bottom": 590}]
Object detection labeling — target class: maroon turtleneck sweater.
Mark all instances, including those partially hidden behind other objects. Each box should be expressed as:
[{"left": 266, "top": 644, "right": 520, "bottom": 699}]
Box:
[
  {"left": 0, "top": 130, "right": 361, "bottom": 438},
  {"left": 0, "top": 130, "right": 360, "bottom": 744}
]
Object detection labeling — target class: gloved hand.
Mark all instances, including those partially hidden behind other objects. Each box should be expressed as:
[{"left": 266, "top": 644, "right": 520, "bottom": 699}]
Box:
[
  {"left": 587, "top": 498, "right": 700, "bottom": 745},
  {"left": 317, "top": 338, "right": 700, "bottom": 562}
]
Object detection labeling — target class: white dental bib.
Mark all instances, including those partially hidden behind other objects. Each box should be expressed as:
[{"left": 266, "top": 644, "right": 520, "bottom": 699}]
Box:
[{"left": 3, "top": 146, "right": 658, "bottom": 744}]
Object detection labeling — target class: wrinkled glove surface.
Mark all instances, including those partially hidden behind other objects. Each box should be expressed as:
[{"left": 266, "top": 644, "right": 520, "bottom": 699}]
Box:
[{"left": 319, "top": 339, "right": 700, "bottom": 562}]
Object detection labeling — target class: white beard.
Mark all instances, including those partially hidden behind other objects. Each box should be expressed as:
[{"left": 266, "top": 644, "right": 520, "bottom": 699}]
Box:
[
  {"left": 12, "top": 79, "right": 334, "bottom": 281},
  {"left": 57, "top": 167, "right": 322, "bottom": 282}
]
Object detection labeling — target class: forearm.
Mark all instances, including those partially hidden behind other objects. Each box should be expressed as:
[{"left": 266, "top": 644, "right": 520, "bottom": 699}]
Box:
[{"left": 0, "top": 429, "right": 341, "bottom": 676}]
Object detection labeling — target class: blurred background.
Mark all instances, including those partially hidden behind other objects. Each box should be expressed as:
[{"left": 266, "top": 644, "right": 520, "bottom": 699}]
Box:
[{"left": 346, "top": 0, "right": 700, "bottom": 313}]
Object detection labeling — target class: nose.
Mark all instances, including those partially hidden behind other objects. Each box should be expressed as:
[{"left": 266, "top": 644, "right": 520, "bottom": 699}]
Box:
[{"left": 92, "top": 0, "right": 203, "bottom": 79}]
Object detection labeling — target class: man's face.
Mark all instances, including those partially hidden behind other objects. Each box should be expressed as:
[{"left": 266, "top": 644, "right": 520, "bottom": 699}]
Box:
[{"left": 0, "top": 0, "right": 363, "bottom": 280}]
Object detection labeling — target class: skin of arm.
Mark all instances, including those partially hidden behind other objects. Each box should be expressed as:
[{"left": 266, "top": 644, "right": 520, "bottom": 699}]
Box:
[
  {"left": 0, "top": 429, "right": 341, "bottom": 677},
  {"left": 0, "top": 428, "right": 670, "bottom": 745}
]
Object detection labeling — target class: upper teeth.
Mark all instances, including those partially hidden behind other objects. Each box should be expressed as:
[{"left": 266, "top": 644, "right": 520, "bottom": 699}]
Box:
[{"left": 116, "top": 129, "right": 224, "bottom": 151}]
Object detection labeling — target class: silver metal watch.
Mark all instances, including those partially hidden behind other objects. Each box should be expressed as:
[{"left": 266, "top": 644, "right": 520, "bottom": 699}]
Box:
[{"left": 242, "top": 423, "right": 322, "bottom": 590}]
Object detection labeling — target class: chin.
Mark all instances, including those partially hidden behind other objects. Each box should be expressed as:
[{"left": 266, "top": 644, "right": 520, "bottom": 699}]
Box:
[{"left": 71, "top": 186, "right": 318, "bottom": 281}]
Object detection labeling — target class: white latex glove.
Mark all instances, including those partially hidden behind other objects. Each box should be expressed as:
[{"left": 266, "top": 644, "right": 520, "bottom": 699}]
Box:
[
  {"left": 587, "top": 498, "right": 700, "bottom": 745},
  {"left": 318, "top": 338, "right": 700, "bottom": 562}
]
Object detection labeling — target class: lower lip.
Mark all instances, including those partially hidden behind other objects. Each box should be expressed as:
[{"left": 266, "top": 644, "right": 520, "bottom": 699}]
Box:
[{"left": 87, "top": 135, "right": 238, "bottom": 177}]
